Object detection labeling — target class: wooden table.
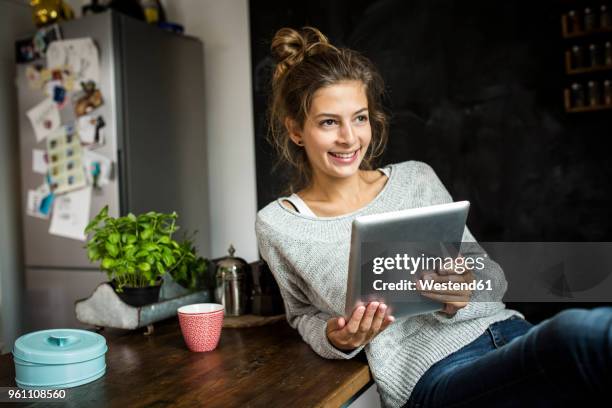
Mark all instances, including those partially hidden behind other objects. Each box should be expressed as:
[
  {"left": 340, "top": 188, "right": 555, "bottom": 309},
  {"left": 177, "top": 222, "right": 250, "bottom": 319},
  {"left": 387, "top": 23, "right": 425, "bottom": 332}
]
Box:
[{"left": 0, "top": 318, "right": 372, "bottom": 407}]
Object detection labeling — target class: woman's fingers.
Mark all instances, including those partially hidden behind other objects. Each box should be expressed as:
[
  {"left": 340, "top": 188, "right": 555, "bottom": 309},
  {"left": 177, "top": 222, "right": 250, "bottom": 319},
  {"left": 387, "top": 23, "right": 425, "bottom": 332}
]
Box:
[
  {"left": 379, "top": 315, "right": 395, "bottom": 331},
  {"left": 326, "top": 317, "right": 343, "bottom": 334},
  {"left": 357, "top": 302, "right": 380, "bottom": 334},
  {"left": 339, "top": 302, "right": 398, "bottom": 349},
  {"left": 369, "top": 303, "right": 387, "bottom": 333},
  {"left": 346, "top": 305, "right": 366, "bottom": 334},
  {"left": 417, "top": 285, "right": 471, "bottom": 298},
  {"left": 416, "top": 271, "right": 473, "bottom": 298},
  {"left": 419, "top": 291, "right": 470, "bottom": 303},
  {"left": 422, "top": 272, "right": 473, "bottom": 284}
]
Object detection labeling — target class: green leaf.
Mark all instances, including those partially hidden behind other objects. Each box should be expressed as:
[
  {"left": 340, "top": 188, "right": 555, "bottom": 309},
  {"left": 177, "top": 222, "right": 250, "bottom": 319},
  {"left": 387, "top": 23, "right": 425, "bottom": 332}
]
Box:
[
  {"left": 139, "top": 262, "right": 151, "bottom": 272},
  {"left": 162, "top": 253, "right": 175, "bottom": 267},
  {"left": 158, "top": 236, "right": 171, "bottom": 244},
  {"left": 126, "top": 234, "right": 137, "bottom": 244},
  {"left": 178, "top": 264, "right": 187, "bottom": 278},
  {"left": 141, "top": 228, "right": 153, "bottom": 240},
  {"left": 101, "top": 257, "right": 115, "bottom": 269},
  {"left": 87, "top": 246, "right": 100, "bottom": 261},
  {"left": 143, "top": 243, "right": 159, "bottom": 252},
  {"left": 105, "top": 242, "right": 119, "bottom": 257},
  {"left": 109, "top": 232, "right": 120, "bottom": 244},
  {"left": 84, "top": 218, "right": 98, "bottom": 234},
  {"left": 125, "top": 248, "right": 137, "bottom": 261}
]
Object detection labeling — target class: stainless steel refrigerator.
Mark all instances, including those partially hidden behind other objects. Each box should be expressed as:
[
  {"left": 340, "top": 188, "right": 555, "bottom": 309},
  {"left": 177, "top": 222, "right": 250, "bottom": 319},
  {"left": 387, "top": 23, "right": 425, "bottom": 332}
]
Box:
[{"left": 15, "top": 11, "right": 209, "bottom": 331}]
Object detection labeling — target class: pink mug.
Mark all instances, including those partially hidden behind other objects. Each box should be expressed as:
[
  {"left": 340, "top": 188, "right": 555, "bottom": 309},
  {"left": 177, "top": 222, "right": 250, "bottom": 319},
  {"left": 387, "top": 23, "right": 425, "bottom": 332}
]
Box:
[{"left": 177, "top": 303, "right": 224, "bottom": 352}]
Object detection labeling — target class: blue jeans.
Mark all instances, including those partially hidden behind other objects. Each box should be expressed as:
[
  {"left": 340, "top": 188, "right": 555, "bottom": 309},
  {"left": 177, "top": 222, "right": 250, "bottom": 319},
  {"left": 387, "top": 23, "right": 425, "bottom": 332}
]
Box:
[{"left": 404, "top": 307, "right": 612, "bottom": 407}]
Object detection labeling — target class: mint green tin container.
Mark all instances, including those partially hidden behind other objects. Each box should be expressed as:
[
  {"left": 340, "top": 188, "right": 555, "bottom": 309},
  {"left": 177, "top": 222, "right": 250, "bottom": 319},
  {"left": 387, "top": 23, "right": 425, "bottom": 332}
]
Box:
[{"left": 13, "top": 329, "right": 107, "bottom": 389}]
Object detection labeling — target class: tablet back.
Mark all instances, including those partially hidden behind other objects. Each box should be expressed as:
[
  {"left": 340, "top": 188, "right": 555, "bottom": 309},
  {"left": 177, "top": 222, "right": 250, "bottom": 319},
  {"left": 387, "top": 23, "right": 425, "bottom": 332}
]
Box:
[{"left": 344, "top": 201, "right": 470, "bottom": 318}]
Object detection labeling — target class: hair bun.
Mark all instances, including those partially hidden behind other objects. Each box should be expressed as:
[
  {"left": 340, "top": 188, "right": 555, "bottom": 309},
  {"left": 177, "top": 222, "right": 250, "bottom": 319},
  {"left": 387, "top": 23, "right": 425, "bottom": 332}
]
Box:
[{"left": 271, "top": 27, "right": 337, "bottom": 82}]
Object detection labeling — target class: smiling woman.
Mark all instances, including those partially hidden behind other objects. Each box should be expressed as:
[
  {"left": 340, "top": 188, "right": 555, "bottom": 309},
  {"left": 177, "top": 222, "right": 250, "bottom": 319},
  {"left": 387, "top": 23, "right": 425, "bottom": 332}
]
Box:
[
  {"left": 255, "top": 26, "right": 612, "bottom": 408},
  {"left": 267, "top": 27, "right": 388, "bottom": 204},
  {"left": 282, "top": 80, "right": 389, "bottom": 217},
  {"left": 295, "top": 81, "right": 370, "bottom": 171}
]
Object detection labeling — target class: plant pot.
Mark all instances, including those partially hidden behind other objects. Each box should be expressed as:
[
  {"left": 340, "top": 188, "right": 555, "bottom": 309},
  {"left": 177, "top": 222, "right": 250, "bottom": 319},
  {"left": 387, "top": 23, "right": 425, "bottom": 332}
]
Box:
[
  {"left": 110, "top": 280, "right": 162, "bottom": 307},
  {"left": 159, "top": 272, "right": 191, "bottom": 301}
]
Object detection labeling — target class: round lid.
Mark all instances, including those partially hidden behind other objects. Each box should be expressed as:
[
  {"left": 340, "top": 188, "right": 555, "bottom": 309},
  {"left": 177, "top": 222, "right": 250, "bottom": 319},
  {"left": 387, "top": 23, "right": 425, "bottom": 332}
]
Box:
[
  {"left": 217, "top": 244, "right": 248, "bottom": 269},
  {"left": 13, "top": 329, "right": 107, "bottom": 365}
]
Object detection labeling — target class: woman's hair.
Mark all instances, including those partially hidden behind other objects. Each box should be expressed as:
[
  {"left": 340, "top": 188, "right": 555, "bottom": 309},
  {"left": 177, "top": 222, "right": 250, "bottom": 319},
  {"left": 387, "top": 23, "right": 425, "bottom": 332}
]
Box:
[{"left": 267, "top": 26, "right": 389, "bottom": 195}]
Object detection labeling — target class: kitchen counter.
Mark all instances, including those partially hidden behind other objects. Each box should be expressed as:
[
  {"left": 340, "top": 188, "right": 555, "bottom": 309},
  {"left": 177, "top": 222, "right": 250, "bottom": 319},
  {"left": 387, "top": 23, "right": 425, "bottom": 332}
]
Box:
[{"left": 0, "top": 317, "right": 373, "bottom": 407}]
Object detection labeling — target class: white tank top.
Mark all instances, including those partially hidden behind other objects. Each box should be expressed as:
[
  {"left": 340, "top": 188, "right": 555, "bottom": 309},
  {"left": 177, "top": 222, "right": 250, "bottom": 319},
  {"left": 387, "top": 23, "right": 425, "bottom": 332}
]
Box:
[{"left": 281, "top": 167, "right": 391, "bottom": 217}]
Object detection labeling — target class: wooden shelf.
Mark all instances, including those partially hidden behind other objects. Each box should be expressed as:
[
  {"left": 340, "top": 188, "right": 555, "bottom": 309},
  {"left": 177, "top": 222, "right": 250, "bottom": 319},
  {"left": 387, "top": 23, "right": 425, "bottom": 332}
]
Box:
[
  {"left": 565, "top": 104, "right": 612, "bottom": 112},
  {"left": 563, "top": 88, "right": 612, "bottom": 112},
  {"left": 561, "top": 14, "right": 612, "bottom": 38},
  {"left": 564, "top": 51, "right": 612, "bottom": 74},
  {"left": 563, "top": 27, "right": 612, "bottom": 39},
  {"left": 567, "top": 65, "right": 612, "bottom": 74},
  {"left": 561, "top": 11, "right": 612, "bottom": 112}
]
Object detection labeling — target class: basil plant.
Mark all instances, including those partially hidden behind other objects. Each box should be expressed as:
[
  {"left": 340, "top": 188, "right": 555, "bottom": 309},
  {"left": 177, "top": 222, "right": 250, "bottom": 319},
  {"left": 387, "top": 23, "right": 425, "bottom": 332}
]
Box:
[{"left": 84, "top": 206, "right": 194, "bottom": 292}]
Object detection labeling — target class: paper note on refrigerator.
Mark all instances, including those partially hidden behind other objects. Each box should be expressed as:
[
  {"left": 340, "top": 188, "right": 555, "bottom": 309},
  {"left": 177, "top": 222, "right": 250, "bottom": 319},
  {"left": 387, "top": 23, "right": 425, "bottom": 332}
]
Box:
[
  {"left": 46, "top": 125, "right": 87, "bottom": 194},
  {"left": 49, "top": 186, "right": 92, "bottom": 241},
  {"left": 32, "top": 149, "right": 48, "bottom": 174},
  {"left": 26, "top": 183, "right": 54, "bottom": 219},
  {"left": 25, "top": 65, "right": 44, "bottom": 90},
  {"left": 46, "top": 38, "right": 100, "bottom": 84},
  {"left": 77, "top": 114, "right": 103, "bottom": 145},
  {"left": 26, "top": 98, "right": 61, "bottom": 142},
  {"left": 83, "top": 149, "right": 113, "bottom": 188}
]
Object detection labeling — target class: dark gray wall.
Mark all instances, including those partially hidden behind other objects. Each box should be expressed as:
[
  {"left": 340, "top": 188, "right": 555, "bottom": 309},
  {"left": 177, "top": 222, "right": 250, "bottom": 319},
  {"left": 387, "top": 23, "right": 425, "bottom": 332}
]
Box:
[
  {"left": 249, "top": 0, "right": 612, "bottom": 323},
  {"left": 250, "top": 0, "right": 612, "bottom": 243}
]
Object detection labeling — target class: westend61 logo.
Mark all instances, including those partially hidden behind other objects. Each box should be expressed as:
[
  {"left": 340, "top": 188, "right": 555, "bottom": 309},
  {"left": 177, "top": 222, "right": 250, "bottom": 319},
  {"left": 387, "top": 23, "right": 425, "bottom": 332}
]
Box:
[{"left": 372, "top": 254, "right": 486, "bottom": 275}]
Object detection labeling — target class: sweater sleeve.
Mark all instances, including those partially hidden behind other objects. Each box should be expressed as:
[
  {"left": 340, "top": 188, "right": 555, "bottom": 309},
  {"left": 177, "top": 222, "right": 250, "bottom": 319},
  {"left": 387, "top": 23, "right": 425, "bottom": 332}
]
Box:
[
  {"left": 418, "top": 162, "right": 509, "bottom": 323},
  {"left": 255, "top": 216, "right": 365, "bottom": 359}
]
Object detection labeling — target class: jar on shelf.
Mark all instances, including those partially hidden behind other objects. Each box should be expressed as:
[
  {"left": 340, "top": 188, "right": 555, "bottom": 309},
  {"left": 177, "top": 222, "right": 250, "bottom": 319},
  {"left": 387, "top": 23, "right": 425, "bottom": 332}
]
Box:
[
  {"left": 571, "top": 45, "right": 584, "bottom": 68},
  {"left": 601, "top": 5, "right": 611, "bottom": 29},
  {"left": 587, "top": 81, "right": 601, "bottom": 106},
  {"left": 568, "top": 10, "right": 581, "bottom": 33},
  {"left": 605, "top": 42, "right": 612, "bottom": 66},
  {"left": 589, "top": 44, "right": 602, "bottom": 67},
  {"left": 604, "top": 80, "right": 612, "bottom": 105},
  {"left": 571, "top": 83, "right": 586, "bottom": 108},
  {"left": 584, "top": 7, "right": 596, "bottom": 31}
]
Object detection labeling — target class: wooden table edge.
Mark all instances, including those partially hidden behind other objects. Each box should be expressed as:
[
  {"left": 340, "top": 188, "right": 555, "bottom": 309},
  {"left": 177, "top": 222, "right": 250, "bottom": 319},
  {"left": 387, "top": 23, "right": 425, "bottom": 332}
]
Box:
[{"left": 316, "top": 364, "right": 373, "bottom": 408}]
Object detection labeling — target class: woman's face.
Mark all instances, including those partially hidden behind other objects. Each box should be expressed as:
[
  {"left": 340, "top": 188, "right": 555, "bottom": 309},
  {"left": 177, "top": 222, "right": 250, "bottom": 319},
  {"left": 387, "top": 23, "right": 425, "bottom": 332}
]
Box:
[{"left": 291, "top": 80, "right": 371, "bottom": 180}]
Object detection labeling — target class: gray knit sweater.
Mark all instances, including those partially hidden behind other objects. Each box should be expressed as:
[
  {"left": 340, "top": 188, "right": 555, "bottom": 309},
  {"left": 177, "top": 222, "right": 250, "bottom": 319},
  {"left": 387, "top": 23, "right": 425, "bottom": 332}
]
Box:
[{"left": 255, "top": 160, "right": 523, "bottom": 408}]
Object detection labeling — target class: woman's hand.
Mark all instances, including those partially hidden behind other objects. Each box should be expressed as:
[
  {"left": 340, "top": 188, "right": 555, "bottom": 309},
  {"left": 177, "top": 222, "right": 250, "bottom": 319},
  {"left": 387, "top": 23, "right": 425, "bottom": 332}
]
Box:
[
  {"left": 326, "top": 302, "right": 395, "bottom": 351},
  {"left": 417, "top": 256, "right": 475, "bottom": 316}
]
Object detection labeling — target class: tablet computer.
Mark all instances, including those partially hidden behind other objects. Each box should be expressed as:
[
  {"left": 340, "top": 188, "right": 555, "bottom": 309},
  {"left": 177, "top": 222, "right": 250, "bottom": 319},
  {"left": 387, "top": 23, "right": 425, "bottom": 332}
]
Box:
[{"left": 344, "top": 201, "right": 470, "bottom": 319}]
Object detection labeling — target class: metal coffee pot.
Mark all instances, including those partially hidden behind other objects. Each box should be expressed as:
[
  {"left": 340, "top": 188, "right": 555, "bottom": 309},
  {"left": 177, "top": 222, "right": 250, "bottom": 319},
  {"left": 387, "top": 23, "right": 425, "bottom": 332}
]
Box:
[{"left": 214, "top": 244, "right": 251, "bottom": 316}]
